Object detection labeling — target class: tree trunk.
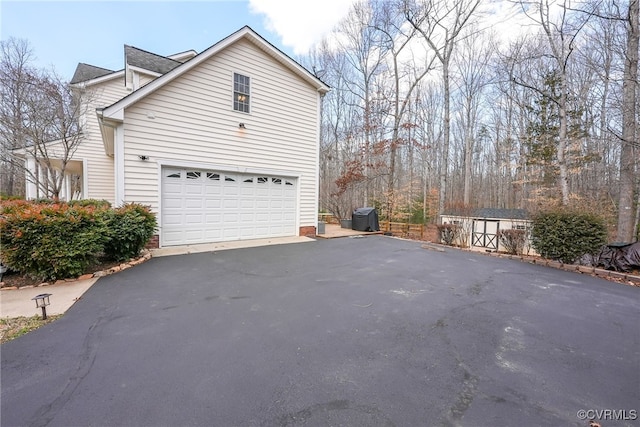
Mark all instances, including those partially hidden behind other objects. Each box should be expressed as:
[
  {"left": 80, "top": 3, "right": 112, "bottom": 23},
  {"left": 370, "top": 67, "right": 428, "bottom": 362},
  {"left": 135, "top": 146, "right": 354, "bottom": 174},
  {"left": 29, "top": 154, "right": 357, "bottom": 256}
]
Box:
[
  {"left": 557, "top": 74, "right": 570, "bottom": 206},
  {"left": 463, "top": 95, "right": 473, "bottom": 205},
  {"left": 439, "top": 58, "right": 450, "bottom": 217},
  {"left": 617, "top": 0, "right": 639, "bottom": 242}
]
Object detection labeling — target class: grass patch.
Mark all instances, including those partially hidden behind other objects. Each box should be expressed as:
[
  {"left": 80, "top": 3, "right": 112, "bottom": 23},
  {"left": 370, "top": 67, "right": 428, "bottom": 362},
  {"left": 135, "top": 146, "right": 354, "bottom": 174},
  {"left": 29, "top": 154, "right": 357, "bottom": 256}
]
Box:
[{"left": 0, "top": 315, "right": 62, "bottom": 343}]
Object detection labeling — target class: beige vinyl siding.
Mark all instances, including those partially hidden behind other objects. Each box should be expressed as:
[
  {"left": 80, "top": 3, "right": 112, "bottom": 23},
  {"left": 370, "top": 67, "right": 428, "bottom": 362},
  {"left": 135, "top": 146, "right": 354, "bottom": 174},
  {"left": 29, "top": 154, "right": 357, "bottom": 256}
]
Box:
[
  {"left": 122, "top": 39, "right": 320, "bottom": 230},
  {"left": 71, "top": 78, "right": 129, "bottom": 203},
  {"left": 138, "top": 73, "right": 155, "bottom": 88}
]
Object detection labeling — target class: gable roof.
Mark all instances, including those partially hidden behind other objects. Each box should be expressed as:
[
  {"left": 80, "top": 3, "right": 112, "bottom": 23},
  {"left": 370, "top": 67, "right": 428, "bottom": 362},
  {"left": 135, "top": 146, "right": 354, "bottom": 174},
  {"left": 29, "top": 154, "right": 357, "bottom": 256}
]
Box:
[
  {"left": 70, "top": 63, "right": 116, "bottom": 84},
  {"left": 443, "top": 208, "right": 529, "bottom": 220},
  {"left": 100, "top": 26, "right": 330, "bottom": 121},
  {"left": 475, "top": 208, "right": 529, "bottom": 220},
  {"left": 125, "top": 45, "right": 182, "bottom": 75}
]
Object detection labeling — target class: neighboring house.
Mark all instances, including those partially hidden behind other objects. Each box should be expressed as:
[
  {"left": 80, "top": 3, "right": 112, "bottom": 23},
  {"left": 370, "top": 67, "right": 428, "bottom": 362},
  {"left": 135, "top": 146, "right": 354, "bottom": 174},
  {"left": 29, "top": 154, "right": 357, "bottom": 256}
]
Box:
[
  {"left": 20, "top": 26, "right": 330, "bottom": 248},
  {"left": 440, "top": 208, "right": 536, "bottom": 255}
]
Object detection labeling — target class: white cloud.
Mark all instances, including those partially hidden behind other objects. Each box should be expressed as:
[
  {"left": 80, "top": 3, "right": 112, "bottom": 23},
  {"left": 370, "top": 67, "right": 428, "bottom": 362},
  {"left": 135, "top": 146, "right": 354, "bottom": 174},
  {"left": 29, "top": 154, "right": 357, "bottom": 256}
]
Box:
[{"left": 248, "top": 0, "right": 357, "bottom": 54}]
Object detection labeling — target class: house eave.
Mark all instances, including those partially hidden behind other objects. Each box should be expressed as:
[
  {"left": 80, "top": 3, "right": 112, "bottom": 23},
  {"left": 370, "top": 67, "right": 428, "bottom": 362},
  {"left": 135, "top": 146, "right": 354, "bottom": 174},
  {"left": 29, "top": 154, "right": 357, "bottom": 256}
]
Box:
[
  {"left": 70, "top": 70, "right": 125, "bottom": 89},
  {"left": 97, "top": 109, "right": 120, "bottom": 156},
  {"left": 127, "top": 64, "right": 162, "bottom": 78}
]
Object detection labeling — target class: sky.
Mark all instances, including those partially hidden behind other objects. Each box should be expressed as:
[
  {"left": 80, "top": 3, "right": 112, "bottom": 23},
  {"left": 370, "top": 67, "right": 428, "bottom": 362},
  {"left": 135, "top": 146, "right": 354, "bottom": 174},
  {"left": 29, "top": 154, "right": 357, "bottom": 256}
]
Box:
[{"left": 0, "top": 0, "right": 357, "bottom": 80}]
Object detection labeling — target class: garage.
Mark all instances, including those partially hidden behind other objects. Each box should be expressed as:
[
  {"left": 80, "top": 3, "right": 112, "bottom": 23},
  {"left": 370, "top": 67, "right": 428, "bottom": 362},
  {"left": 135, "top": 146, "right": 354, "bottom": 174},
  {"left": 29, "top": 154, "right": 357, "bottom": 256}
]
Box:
[{"left": 161, "top": 167, "right": 297, "bottom": 246}]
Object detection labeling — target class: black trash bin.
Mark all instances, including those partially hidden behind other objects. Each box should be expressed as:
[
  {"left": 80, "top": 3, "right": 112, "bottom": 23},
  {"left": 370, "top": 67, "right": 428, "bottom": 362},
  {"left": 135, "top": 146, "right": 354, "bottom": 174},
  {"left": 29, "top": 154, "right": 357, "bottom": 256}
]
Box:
[{"left": 352, "top": 207, "right": 380, "bottom": 231}]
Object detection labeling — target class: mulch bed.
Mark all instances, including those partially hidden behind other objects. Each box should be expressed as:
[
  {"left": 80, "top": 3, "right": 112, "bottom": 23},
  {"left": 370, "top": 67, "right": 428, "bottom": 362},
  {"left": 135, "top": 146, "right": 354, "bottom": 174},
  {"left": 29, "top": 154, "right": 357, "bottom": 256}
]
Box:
[{"left": 1, "top": 259, "right": 123, "bottom": 289}]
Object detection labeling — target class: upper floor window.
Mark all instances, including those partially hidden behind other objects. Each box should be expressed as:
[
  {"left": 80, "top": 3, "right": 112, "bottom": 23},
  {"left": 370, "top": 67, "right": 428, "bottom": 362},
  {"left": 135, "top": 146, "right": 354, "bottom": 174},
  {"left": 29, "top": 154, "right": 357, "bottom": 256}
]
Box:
[{"left": 233, "top": 73, "right": 250, "bottom": 113}]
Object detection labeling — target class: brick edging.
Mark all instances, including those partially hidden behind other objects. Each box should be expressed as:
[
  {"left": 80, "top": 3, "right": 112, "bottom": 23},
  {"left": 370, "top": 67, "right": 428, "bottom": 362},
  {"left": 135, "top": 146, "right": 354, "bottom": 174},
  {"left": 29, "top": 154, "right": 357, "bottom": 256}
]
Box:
[
  {"left": 481, "top": 250, "right": 640, "bottom": 286},
  {"left": 0, "top": 250, "right": 153, "bottom": 290}
]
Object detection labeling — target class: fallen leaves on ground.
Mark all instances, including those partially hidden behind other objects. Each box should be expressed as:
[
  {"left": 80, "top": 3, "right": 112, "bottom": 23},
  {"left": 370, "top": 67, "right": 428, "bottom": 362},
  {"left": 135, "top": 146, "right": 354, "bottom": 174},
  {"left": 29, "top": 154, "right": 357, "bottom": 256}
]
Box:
[{"left": 0, "top": 315, "right": 62, "bottom": 344}]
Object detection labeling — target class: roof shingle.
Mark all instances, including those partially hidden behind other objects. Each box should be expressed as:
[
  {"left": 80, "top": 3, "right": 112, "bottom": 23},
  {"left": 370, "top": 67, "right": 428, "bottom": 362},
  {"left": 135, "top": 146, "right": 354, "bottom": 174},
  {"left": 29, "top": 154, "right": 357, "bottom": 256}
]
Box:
[
  {"left": 70, "top": 63, "right": 116, "bottom": 84},
  {"left": 443, "top": 208, "right": 529, "bottom": 220},
  {"left": 125, "top": 45, "right": 181, "bottom": 75}
]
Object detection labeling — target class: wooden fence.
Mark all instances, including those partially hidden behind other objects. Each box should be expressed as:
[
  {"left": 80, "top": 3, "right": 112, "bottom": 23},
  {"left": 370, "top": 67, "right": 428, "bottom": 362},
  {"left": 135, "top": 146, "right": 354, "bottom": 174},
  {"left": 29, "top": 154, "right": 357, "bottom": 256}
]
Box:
[
  {"left": 380, "top": 221, "right": 438, "bottom": 241},
  {"left": 318, "top": 213, "right": 339, "bottom": 224},
  {"left": 318, "top": 214, "right": 438, "bottom": 241}
]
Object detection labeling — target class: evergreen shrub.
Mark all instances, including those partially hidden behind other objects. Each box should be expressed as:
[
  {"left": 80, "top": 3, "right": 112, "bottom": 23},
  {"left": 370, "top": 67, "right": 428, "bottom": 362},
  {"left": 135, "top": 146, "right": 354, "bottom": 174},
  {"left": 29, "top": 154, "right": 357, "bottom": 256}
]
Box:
[
  {"left": 0, "top": 200, "right": 157, "bottom": 280},
  {"left": 0, "top": 201, "right": 109, "bottom": 281},
  {"left": 102, "top": 203, "right": 157, "bottom": 261},
  {"left": 531, "top": 210, "right": 607, "bottom": 264}
]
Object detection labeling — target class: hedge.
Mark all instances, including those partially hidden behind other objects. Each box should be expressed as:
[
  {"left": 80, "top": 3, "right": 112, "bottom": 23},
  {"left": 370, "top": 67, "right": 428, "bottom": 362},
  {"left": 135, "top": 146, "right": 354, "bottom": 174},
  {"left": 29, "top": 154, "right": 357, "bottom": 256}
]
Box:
[
  {"left": 531, "top": 210, "right": 607, "bottom": 264},
  {"left": 0, "top": 200, "right": 156, "bottom": 281}
]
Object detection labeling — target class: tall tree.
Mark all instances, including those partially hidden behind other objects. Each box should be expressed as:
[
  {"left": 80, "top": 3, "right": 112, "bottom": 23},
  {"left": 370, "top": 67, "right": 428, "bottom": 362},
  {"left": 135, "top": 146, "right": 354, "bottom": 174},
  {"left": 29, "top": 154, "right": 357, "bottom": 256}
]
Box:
[
  {"left": 0, "top": 37, "right": 33, "bottom": 197},
  {"left": 453, "top": 28, "right": 491, "bottom": 205},
  {"left": 516, "top": 0, "right": 592, "bottom": 205},
  {"left": 0, "top": 38, "right": 91, "bottom": 200},
  {"left": 335, "top": 0, "right": 390, "bottom": 207},
  {"left": 374, "top": 0, "right": 435, "bottom": 219},
  {"left": 404, "top": 0, "right": 481, "bottom": 218},
  {"left": 617, "top": 0, "right": 639, "bottom": 242}
]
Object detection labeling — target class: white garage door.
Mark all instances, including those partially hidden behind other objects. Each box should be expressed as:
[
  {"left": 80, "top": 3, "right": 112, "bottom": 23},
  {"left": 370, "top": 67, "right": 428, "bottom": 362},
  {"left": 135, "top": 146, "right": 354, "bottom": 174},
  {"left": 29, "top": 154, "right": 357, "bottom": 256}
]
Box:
[{"left": 161, "top": 168, "right": 297, "bottom": 246}]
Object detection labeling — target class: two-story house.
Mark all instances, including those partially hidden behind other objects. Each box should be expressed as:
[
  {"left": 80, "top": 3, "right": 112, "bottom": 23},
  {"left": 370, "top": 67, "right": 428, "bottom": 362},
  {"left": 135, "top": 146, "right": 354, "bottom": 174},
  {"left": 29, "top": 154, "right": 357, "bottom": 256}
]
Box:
[{"left": 22, "top": 26, "right": 329, "bottom": 248}]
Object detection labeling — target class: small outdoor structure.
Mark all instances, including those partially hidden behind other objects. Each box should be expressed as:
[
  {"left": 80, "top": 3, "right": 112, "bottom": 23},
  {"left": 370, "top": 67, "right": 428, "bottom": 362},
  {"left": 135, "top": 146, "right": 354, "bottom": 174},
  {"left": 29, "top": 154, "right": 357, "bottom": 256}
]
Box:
[
  {"left": 440, "top": 208, "right": 536, "bottom": 254},
  {"left": 352, "top": 207, "right": 380, "bottom": 232},
  {"left": 32, "top": 293, "right": 52, "bottom": 320}
]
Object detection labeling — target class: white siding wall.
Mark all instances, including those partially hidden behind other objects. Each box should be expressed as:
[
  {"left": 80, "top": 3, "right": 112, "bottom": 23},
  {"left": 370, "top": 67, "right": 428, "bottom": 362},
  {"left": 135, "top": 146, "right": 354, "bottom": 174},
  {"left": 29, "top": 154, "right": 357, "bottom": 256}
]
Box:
[
  {"left": 72, "top": 77, "right": 130, "bottom": 203},
  {"left": 138, "top": 73, "right": 155, "bottom": 88},
  {"left": 122, "top": 39, "right": 320, "bottom": 232}
]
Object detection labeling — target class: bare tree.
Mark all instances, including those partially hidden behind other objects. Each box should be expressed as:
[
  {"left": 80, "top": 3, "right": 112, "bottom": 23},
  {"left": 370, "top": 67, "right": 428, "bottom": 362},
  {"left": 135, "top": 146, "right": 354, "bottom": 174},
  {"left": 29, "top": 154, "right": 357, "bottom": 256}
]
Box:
[
  {"left": 453, "top": 27, "right": 492, "bottom": 205},
  {"left": 0, "top": 38, "right": 91, "bottom": 200},
  {"left": 404, "top": 0, "right": 482, "bottom": 218},
  {"left": 374, "top": 0, "right": 435, "bottom": 219},
  {"left": 0, "top": 37, "right": 33, "bottom": 197},
  {"left": 335, "top": 0, "right": 391, "bottom": 207}
]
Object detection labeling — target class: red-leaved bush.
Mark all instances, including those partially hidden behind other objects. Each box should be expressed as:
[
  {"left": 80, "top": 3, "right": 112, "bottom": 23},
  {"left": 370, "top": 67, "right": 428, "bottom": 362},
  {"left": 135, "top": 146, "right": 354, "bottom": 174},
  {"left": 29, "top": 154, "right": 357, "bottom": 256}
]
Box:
[{"left": 0, "top": 200, "right": 156, "bottom": 281}]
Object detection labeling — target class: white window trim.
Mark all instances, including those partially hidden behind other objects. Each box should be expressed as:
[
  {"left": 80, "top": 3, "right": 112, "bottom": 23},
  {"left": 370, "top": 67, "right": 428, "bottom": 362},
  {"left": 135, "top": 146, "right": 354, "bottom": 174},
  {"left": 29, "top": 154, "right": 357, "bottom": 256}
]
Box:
[{"left": 232, "top": 71, "right": 251, "bottom": 114}]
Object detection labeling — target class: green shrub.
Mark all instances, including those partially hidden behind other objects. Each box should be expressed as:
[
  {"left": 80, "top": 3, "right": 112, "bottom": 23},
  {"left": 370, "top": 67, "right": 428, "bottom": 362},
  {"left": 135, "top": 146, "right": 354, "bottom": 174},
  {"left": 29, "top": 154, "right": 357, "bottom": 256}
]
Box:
[
  {"left": 0, "top": 194, "right": 23, "bottom": 201},
  {"left": 498, "top": 229, "right": 526, "bottom": 255},
  {"left": 0, "top": 201, "right": 109, "bottom": 281},
  {"left": 68, "top": 199, "right": 112, "bottom": 209},
  {"left": 531, "top": 210, "right": 607, "bottom": 264},
  {"left": 102, "top": 203, "right": 157, "bottom": 262}
]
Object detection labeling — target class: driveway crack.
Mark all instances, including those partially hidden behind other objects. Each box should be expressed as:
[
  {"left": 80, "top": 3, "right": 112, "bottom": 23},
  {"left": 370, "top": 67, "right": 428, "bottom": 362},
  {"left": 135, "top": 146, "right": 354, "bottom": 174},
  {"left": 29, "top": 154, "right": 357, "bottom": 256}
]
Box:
[{"left": 28, "top": 311, "right": 113, "bottom": 427}]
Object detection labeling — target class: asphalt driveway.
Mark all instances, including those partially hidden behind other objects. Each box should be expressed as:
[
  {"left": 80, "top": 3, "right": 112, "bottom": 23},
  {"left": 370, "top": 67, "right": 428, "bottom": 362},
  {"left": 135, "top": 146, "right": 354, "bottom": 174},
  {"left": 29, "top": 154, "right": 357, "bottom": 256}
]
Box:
[{"left": 2, "top": 236, "right": 638, "bottom": 426}]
